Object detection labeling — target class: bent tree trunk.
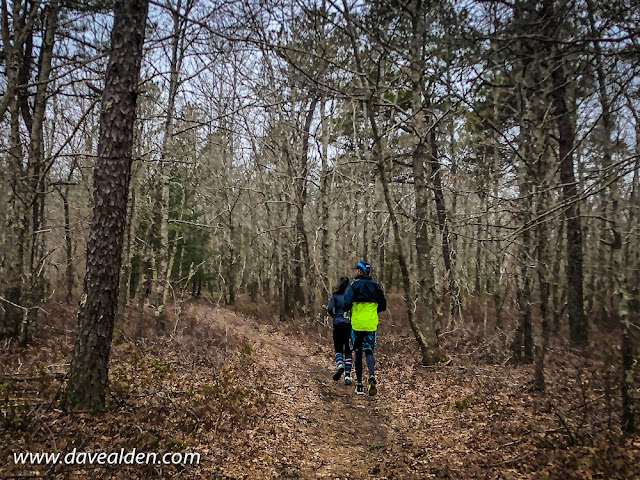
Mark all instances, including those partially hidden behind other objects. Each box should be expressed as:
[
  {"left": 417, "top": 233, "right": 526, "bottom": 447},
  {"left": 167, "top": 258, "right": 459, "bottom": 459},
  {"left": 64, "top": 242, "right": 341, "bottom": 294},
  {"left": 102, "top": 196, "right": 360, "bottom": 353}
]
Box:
[
  {"left": 369, "top": 102, "right": 438, "bottom": 366},
  {"left": 377, "top": 154, "right": 438, "bottom": 365},
  {"left": 65, "top": 0, "right": 149, "bottom": 412}
]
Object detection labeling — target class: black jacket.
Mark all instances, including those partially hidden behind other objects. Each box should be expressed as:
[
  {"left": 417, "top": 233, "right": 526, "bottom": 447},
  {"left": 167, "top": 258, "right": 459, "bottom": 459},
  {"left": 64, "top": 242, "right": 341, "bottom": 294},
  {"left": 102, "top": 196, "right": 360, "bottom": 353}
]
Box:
[
  {"left": 328, "top": 293, "right": 350, "bottom": 325},
  {"left": 343, "top": 274, "right": 387, "bottom": 313}
]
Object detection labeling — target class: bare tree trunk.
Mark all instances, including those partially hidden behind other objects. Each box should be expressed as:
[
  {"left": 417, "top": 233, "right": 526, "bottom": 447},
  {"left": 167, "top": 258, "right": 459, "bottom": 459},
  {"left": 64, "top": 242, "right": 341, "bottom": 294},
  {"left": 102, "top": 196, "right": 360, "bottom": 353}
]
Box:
[
  {"left": 156, "top": 179, "right": 170, "bottom": 325},
  {"left": 513, "top": 234, "right": 533, "bottom": 364},
  {"left": 136, "top": 222, "right": 153, "bottom": 338},
  {"left": 546, "top": 23, "right": 587, "bottom": 344},
  {"left": 54, "top": 157, "right": 79, "bottom": 305},
  {"left": 320, "top": 100, "right": 332, "bottom": 301},
  {"left": 65, "top": 0, "right": 148, "bottom": 411},
  {"left": 227, "top": 211, "right": 236, "bottom": 305},
  {"left": 114, "top": 185, "right": 137, "bottom": 341},
  {"left": 18, "top": 0, "right": 60, "bottom": 345},
  {"left": 155, "top": 0, "right": 189, "bottom": 332},
  {"left": 375, "top": 180, "right": 387, "bottom": 287},
  {"left": 293, "top": 99, "right": 317, "bottom": 316},
  {"left": 136, "top": 276, "right": 146, "bottom": 339},
  {"left": 280, "top": 201, "right": 295, "bottom": 320},
  {"left": 490, "top": 180, "right": 503, "bottom": 331},
  {"left": 1, "top": 0, "right": 35, "bottom": 338},
  {"left": 429, "top": 127, "right": 461, "bottom": 319},
  {"left": 474, "top": 194, "right": 485, "bottom": 296},
  {"left": 409, "top": 0, "right": 438, "bottom": 332},
  {"left": 534, "top": 181, "right": 551, "bottom": 389},
  {"left": 413, "top": 138, "right": 438, "bottom": 322},
  {"left": 368, "top": 95, "right": 438, "bottom": 365},
  {"left": 163, "top": 185, "right": 187, "bottom": 306},
  {"left": 586, "top": 0, "right": 618, "bottom": 325},
  {"left": 620, "top": 127, "right": 639, "bottom": 435},
  {"left": 614, "top": 193, "right": 635, "bottom": 434},
  {"left": 627, "top": 106, "right": 640, "bottom": 322},
  {"left": 3, "top": 91, "right": 25, "bottom": 338},
  {"left": 377, "top": 149, "right": 437, "bottom": 365},
  {"left": 512, "top": 137, "right": 534, "bottom": 364},
  {"left": 62, "top": 188, "right": 75, "bottom": 304},
  {"left": 492, "top": 253, "right": 503, "bottom": 330},
  {"left": 490, "top": 93, "right": 503, "bottom": 331},
  {"left": 551, "top": 219, "right": 565, "bottom": 333},
  {"left": 620, "top": 284, "right": 636, "bottom": 435}
]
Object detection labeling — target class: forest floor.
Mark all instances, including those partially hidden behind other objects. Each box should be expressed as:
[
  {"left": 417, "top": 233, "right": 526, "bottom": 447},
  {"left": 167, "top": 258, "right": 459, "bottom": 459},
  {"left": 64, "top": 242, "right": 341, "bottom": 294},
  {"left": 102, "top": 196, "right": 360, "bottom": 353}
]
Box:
[{"left": 1, "top": 297, "right": 640, "bottom": 479}]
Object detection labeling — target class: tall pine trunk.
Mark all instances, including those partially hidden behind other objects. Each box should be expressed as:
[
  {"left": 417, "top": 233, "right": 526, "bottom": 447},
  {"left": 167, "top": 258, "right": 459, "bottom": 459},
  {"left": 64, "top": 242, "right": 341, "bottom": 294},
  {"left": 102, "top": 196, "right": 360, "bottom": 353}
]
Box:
[
  {"left": 551, "top": 65, "right": 587, "bottom": 345},
  {"left": 65, "top": 0, "right": 148, "bottom": 411},
  {"left": 541, "top": 0, "right": 588, "bottom": 346},
  {"left": 534, "top": 173, "right": 552, "bottom": 389}
]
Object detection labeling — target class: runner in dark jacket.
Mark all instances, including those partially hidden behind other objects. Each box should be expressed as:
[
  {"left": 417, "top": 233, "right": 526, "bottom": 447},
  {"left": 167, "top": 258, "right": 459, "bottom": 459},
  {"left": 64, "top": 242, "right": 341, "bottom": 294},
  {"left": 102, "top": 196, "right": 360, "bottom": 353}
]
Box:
[{"left": 328, "top": 277, "right": 352, "bottom": 385}]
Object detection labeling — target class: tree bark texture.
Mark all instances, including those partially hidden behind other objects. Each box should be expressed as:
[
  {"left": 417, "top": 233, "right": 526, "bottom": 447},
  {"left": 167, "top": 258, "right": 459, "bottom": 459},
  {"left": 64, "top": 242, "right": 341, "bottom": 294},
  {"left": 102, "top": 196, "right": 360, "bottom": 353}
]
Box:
[
  {"left": 539, "top": 0, "right": 587, "bottom": 346},
  {"left": 368, "top": 98, "right": 438, "bottom": 366},
  {"left": 115, "top": 185, "right": 137, "bottom": 340},
  {"left": 320, "top": 100, "right": 332, "bottom": 302},
  {"left": 409, "top": 0, "right": 438, "bottom": 327},
  {"left": 65, "top": 0, "right": 149, "bottom": 411},
  {"left": 551, "top": 61, "right": 587, "bottom": 346},
  {"left": 429, "top": 127, "right": 461, "bottom": 318},
  {"left": 155, "top": 0, "right": 187, "bottom": 331},
  {"left": 0, "top": 0, "right": 48, "bottom": 338}
]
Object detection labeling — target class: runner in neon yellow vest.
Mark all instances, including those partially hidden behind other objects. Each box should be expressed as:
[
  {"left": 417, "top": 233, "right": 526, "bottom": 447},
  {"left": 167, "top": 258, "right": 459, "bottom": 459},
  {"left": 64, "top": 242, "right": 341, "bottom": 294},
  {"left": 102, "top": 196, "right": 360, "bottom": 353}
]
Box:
[{"left": 344, "top": 262, "right": 386, "bottom": 396}]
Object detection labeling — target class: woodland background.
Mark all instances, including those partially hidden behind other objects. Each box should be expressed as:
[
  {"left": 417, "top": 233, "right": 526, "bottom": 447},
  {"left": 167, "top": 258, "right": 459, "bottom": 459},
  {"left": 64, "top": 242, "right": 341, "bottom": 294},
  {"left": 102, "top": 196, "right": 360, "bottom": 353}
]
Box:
[{"left": 1, "top": 0, "right": 639, "bottom": 478}]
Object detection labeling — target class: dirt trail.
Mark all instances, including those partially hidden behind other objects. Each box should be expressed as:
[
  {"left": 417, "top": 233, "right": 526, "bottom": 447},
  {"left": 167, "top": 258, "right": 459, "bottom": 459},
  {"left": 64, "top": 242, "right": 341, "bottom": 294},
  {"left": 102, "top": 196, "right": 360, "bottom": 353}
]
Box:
[
  {"left": 206, "top": 307, "right": 625, "bottom": 480},
  {"left": 212, "top": 309, "right": 405, "bottom": 479},
  {"left": 2, "top": 303, "right": 637, "bottom": 480}
]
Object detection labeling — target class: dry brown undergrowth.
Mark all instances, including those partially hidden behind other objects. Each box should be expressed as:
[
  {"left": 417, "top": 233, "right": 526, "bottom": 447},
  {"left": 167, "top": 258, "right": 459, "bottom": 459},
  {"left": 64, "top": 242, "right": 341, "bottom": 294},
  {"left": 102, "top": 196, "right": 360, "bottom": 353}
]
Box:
[{"left": 1, "top": 297, "right": 639, "bottom": 479}]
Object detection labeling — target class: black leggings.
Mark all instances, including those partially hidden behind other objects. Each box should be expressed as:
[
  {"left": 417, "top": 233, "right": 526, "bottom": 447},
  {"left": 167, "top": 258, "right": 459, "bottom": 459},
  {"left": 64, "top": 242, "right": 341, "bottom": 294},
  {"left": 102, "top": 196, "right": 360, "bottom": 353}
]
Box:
[{"left": 333, "top": 323, "right": 352, "bottom": 372}]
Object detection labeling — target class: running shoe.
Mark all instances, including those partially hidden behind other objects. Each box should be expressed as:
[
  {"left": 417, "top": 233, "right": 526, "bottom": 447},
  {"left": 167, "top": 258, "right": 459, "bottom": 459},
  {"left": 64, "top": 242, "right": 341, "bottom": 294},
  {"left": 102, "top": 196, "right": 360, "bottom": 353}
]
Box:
[{"left": 368, "top": 375, "right": 378, "bottom": 396}]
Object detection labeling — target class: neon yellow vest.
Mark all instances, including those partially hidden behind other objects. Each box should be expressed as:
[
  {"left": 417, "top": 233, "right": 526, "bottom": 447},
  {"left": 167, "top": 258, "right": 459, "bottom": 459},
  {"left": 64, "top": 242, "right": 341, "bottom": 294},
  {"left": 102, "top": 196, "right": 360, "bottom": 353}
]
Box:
[{"left": 351, "top": 302, "right": 378, "bottom": 332}]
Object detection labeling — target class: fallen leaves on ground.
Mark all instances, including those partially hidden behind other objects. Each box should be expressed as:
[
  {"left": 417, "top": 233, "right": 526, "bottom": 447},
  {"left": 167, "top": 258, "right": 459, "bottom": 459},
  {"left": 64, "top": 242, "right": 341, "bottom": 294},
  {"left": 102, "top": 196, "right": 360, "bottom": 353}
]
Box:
[{"left": 1, "top": 299, "right": 639, "bottom": 479}]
